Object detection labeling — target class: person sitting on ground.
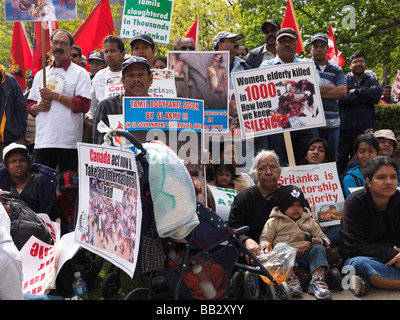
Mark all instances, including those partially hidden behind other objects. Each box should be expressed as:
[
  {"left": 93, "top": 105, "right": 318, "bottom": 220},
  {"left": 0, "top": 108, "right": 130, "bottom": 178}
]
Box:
[
  {"left": 342, "top": 134, "right": 379, "bottom": 197},
  {"left": 374, "top": 129, "right": 398, "bottom": 157},
  {"left": 0, "top": 143, "right": 60, "bottom": 221},
  {"left": 301, "top": 137, "right": 333, "bottom": 165},
  {"left": 260, "top": 185, "right": 332, "bottom": 300},
  {"left": 57, "top": 170, "right": 79, "bottom": 235},
  {"left": 339, "top": 156, "right": 400, "bottom": 296}
]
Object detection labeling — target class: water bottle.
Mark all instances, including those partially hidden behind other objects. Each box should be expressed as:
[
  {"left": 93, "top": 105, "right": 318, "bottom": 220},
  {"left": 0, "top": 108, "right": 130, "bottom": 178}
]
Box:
[
  {"left": 72, "top": 272, "right": 88, "bottom": 300},
  {"left": 192, "top": 264, "right": 217, "bottom": 299}
]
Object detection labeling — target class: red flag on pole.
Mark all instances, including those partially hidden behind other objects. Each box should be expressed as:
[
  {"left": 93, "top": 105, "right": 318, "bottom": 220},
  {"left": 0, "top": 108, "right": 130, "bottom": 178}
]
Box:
[
  {"left": 32, "top": 21, "right": 58, "bottom": 76},
  {"left": 185, "top": 18, "right": 199, "bottom": 49},
  {"left": 10, "top": 22, "right": 32, "bottom": 89},
  {"left": 281, "top": 0, "right": 304, "bottom": 54},
  {"left": 327, "top": 23, "right": 345, "bottom": 67},
  {"left": 73, "top": 0, "right": 115, "bottom": 60}
]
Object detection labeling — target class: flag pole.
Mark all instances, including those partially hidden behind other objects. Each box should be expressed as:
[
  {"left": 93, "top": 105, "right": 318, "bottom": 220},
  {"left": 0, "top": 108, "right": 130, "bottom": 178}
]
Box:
[{"left": 41, "top": 20, "right": 46, "bottom": 86}]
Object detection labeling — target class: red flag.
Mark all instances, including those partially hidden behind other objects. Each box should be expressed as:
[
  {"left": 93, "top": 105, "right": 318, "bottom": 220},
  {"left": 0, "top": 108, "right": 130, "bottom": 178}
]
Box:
[
  {"left": 281, "top": 0, "right": 304, "bottom": 54},
  {"left": 73, "top": 0, "right": 115, "bottom": 60},
  {"left": 327, "top": 23, "right": 345, "bottom": 67},
  {"left": 32, "top": 21, "right": 58, "bottom": 76},
  {"left": 10, "top": 22, "right": 32, "bottom": 89},
  {"left": 185, "top": 18, "right": 199, "bottom": 49}
]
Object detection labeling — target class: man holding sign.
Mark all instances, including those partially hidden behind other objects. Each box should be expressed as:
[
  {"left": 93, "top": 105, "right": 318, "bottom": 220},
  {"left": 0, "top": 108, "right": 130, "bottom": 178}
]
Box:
[{"left": 259, "top": 28, "right": 319, "bottom": 166}]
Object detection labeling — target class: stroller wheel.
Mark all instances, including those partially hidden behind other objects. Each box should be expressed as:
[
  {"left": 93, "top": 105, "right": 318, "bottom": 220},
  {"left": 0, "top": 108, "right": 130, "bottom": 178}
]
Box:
[
  {"left": 277, "top": 281, "right": 292, "bottom": 300},
  {"left": 325, "top": 267, "right": 343, "bottom": 291},
  {"left": 232, "top": 271, "right": 246, "bottom": 299},
  {"left": 243, "top": 271, "right": 260, "bottom": 300},
  {"left": 101, "top": 272, "right": 121, "bottom": 298},
  {"left": 125, "top": 288, "right": 156, "bottom": 300},
  {"left": 265, "top": 283, "right": 277, "bottom": 300}
]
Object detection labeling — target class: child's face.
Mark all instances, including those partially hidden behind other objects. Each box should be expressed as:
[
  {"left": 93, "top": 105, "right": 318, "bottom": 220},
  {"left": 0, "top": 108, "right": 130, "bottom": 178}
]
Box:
[
  {"left": 216, "top": 170, "right": 232, "bottom": 188},
  {"left": 285, "top": 200, "right": 303, "bottom": 220}
]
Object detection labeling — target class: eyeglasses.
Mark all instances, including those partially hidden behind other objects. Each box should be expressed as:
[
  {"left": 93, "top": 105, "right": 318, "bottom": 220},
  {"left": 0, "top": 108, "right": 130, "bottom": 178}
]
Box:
[
  {"left": 180, "top": 46, "right": 195, "bottom": 51},
  {"left": 52, "top": 40, "right": 70, "bottom": 47},
  {"left": 89, "top": 60, "right": 105, "bottom": 65},
  {"left": 71, "top": 53, "right": 79, "bottom": 58},
  {"left": 257, "top": 165, "right": 279, "bottom": 172}
]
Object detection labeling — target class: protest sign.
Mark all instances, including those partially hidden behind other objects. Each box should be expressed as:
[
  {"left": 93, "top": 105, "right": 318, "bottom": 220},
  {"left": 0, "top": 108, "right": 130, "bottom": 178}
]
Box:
[
  {"left": 232, "top": 61, "right": 325, "bottom": 139},
  {"left": 124, "top": 97, "right": 204, "bottom": 132},
  {"left": 75, "top": 143, "right": 142, "bottom": 278},
  {"left": 21, "top": 214, "right": 60, "bottom": 294},
  {"left": 279, "top": 162, "right": 344, "bottom": 226},
  {"left": 207, "top": 185, "right": 238, "bottom": 223},
  {"left": 5, "top": 0, "right": 77, "bottom": 22},
  {"left": 149, "top": 69, "right": 176, "bottom": 97},
  {"left": 391, "top": 70, "right": 400, "bottom": 96},
  {"left": 120, "top": 0, "right": 173, "bottom": 44},
  {"left": 167, "top": 51, "right": 230, "bottom": 132}
]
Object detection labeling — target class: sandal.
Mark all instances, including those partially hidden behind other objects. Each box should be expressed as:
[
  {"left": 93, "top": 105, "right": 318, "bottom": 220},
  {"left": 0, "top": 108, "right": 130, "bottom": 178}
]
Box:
[{"left": 349, "top": 275, "right": 370, "bottom": 296}]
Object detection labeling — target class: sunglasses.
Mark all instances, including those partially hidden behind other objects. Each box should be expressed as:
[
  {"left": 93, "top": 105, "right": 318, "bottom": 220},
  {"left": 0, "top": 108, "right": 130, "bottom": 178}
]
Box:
[
  {"left": 89, "top": 60, "right": 105, "bottom": 65},
  {"left": 180, "top": 46, "right": 195, "bottom": 51}
]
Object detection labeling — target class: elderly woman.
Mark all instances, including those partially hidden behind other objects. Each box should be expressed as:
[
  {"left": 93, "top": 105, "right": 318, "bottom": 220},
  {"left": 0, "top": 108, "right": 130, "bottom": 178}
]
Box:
[
  {"left": 229, "top": 150, "right": 307, "bottom": 260},
  {"left": 0, "top": 143, "right": 60, "bottom": 221},
  {"left": 339, "top": 156, "right": 400, "bottom": 296}
]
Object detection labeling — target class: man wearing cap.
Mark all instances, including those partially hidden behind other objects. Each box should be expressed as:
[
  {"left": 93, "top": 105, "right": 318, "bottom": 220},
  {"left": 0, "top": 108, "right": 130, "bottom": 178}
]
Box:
[
  {"left": 27, "top": 29, "right": 91, "bottom": 173},
  {"left": 213, "top": 31, "right": 252, "bottom": 90},
  {"left": 93, "top": 56, "right": 153, "bottom": 144},
  {"left": 374, "top": 129, "right": 398, "bottom": 157},
  {"left": 87, "top": 49, "right": 106, "bottom": 80},
  {"left": 130, "top": 34, "right": 156, "bottom": 68},
  {"left": 259, "top": 28, "right": 319, "bottom": 166},
  {"left": 85, "top": 36, "right": 126, "bottom": 140},
  {"left": 310, "top": 33, "right": 347, "bottom": 161},
  {"left": 0, "top": 143, "right": 60, "bottom": 221},
  {"left": 245, "top": 19, "right": 280, "bottom": 68}
]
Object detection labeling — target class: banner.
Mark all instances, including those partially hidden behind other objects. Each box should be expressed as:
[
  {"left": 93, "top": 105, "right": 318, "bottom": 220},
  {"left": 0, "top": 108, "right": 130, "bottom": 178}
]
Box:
[
  {"left": 167, "top": 51, "right": 230, "bottom": 132},
  {"left": 279, "top": 162, "right": 344, "bottom": 226},
  {"left": 120, "top": 0, "right": 173, "bottom": 44},
  {"left": 75, "top": 143, "right": 142, "bottom": 278},
  {"left": 232, "top": 61, "right": 325, "bottom": 139},
  {"left": 5, "top": 0, "right": 77, "bottom": 22},
  {"left": 207, "top": 185, "right": 238, "bottom": 223},
  {"left": 391, "top": 70, "right": 400, "bottom": 96}
]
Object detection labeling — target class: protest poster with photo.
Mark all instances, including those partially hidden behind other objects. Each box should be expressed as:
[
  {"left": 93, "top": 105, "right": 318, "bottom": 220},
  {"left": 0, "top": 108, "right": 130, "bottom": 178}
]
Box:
[
  {"left": 5, "top": 0, "right": 77, "bottom": 21},
  {"left": 75, "top": 143, "right": 142, "bottom": 278},
  {"left": 207, "top": 185, "right": 238, "bottom": 223},
  {"left": 149, "top": 69, "right": 176, "bottom": 97},
  {"left": 120, "top": 0, "right": 173, "bottom": 44},
  {"left": 232, "top": 61, "right": 326, "bottom": 139},
  {"left": 279, "top": 162, "right": 344, "bottom": 227},
  {"left": 167, "top": 51, "right": 230, "bottom": 133}
]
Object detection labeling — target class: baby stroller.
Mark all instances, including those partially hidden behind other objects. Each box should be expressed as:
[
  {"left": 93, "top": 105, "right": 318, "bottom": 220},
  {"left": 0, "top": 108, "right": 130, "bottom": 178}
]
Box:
[{"left": 103, "top": 130, "right": 291, "bottom": 300}]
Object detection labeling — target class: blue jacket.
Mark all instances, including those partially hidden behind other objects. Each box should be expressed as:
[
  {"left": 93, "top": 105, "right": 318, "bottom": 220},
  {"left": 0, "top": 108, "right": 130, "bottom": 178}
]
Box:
[
  {"left": 339, "top": 72, "right": 382, "bottom": 138},
  {"left": 0, "top": 163, "right": 60, "bottom": 221},
  {"left": 342, "top": 165, "right": 365, "bottom": 197}
]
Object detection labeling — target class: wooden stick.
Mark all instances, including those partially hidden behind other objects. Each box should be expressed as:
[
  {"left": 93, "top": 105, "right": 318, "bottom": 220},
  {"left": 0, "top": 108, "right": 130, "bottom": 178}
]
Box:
[
  {"left": 41, "top": 20, "right": 46, "bottom": 86},
  {"left": 284, "top": 131, "right": 296, "bottom": 166}
]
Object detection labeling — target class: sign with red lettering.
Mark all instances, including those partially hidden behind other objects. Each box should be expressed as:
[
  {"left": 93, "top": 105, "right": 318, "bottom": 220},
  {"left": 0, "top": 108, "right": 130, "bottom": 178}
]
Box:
[
  {"left": 232, "top": 61, "right": 325, "bottom": 139},
  {"left": 279, "top": 162, "right": 344, "bottom": 226}
]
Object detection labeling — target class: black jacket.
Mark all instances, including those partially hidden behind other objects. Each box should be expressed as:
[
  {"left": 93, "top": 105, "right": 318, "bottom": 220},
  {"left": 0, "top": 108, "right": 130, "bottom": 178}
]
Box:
[{"left": 245, "top": 45, "right": 265, "bottom": 68}]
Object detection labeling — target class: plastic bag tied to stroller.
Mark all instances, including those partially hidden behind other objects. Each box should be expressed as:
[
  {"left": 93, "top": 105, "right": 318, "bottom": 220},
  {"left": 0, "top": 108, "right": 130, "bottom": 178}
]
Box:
[{"left": 257, "top": 242, "right": 297, "bottom": 285}]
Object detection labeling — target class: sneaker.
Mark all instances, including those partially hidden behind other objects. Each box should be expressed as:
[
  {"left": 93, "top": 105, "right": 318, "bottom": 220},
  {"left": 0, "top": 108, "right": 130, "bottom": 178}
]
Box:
[
  {"left": 308, "top": 279, "right": 332, "bottom": 300},
  {"left": 288, "top": 277, "right": 303, "bottom": 297},
  {"left": 349, "top": 275, "right": 370, "bottom": 296}
]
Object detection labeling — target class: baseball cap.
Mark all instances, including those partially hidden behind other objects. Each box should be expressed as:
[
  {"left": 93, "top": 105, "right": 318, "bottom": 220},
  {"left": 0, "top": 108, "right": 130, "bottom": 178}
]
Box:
[
  {"left": 261, "top": 19, "right": 281, "bottom": 31},
  {"left": 121, "top": 56, "right": 151, "bottom": 76},
  {"left": 374, "top": 129, "right": 398, "bottom": 152},
  {"left": 277, "top": 185, "right": 307, "bottom": 214},
  {"left": 130, "top": 34, "right": 155, "bottom": 50},
  {"left": 3, "top": 143, "right": 28, "bottom": 161},
  {"left": 310, "top": 33, "right": 328, "bottom": 44},
  {"left": 276, "top": 28, "right": 298, "bottom": 41},
  {"left": 213, "top": 31, "right": 243, "bottom": 50},
  {"left": 59, "top": 171, "right": 79, "bottom": 189},
  {"left": 88, "top": 49, "right": 105, "bottom": 61}
]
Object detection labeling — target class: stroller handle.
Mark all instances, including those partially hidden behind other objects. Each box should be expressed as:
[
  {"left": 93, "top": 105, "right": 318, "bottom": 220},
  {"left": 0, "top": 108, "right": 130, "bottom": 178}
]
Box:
[{"left": 111, "top": 130, "right": 147, "bottom": 155}]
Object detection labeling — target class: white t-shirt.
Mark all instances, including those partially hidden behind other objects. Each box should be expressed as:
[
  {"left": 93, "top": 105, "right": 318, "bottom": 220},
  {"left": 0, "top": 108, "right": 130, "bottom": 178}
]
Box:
[
  {"left": 28, "top": 62, "right": 91, "bottom": 149},
  {"left": 86, "top": 67, "right": 124, "bottom": 119}
]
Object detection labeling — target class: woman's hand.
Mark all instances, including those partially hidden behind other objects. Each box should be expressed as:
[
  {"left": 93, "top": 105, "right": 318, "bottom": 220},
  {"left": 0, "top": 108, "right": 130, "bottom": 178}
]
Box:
[{"left": 386, "top": 246, "right": 400, "bottom": 269}]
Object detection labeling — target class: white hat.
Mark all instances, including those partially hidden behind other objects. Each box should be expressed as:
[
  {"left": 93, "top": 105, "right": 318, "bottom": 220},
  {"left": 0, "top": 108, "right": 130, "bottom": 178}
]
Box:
[{"left": 3, "top": 143, "right": 28, "bottom": 161}]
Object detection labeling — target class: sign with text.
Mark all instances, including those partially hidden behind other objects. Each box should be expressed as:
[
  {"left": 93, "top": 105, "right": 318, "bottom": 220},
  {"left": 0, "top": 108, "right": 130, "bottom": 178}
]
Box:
[
  {"left": 391, "top": 70, "right": 400, "bottom": 96},
  {"left": 207, "top": 185, "right": 238, "bottom": 222},
  {"left": 120, "top": 0, "right": 173, "bottom": 44},
  {"left": 232, "top": 61, "right": 325, "bottom": 139},
  {"left": 76, "top": 143, "right": 142, "bottom": 278},
  {"left": 124, "top": 97, "right": 204, "bottom": 132},
  {"left": 279, "top": 162, "right": 344, "bottom": 226},
  {"left": 5, "top": 0, "right": 77, "bottom": 21}
]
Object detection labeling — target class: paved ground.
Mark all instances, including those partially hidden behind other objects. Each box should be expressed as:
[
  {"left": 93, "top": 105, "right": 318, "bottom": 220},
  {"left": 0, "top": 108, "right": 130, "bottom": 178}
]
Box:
[{"left": 295, "top": 287, "right": 400, "bottom": 300}]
